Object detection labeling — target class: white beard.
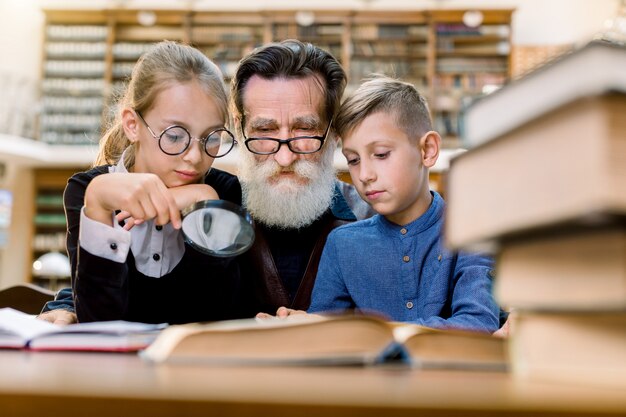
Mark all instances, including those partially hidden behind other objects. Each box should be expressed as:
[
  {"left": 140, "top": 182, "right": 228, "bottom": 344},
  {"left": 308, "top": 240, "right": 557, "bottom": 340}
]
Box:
[{"left": 238, "top": 144, "right": 336, "bottom": 230}]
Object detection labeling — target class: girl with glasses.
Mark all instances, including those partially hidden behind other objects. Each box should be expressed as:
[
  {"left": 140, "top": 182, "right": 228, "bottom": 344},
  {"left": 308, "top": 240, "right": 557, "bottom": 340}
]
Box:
[{"left": 41, "top": 41, "right": 243, "bottom": 325}]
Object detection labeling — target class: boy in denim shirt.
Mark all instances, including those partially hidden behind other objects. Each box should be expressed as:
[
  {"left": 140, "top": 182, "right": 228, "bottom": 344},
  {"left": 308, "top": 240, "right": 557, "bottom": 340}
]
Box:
[{"left": 260, "top": 76, "right": 500, "bottom": 333}]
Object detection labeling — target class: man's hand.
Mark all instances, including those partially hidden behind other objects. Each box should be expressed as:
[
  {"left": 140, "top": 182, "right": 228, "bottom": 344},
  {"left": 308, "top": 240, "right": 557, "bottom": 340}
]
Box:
[
  {"left": 37, "top": 310, "right": 78, "bottom": 325},
  {"left": 256, "top": 306, "right": 312, "bottom": 320},
  {"left": 275, "top": 306, "right": 307, "bottom": 318}
]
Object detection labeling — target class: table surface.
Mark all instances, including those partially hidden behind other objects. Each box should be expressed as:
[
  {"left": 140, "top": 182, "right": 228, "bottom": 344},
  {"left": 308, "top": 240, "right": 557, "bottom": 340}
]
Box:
[{"left": 1, "top": 350, "right": 625, "bottom": 417}]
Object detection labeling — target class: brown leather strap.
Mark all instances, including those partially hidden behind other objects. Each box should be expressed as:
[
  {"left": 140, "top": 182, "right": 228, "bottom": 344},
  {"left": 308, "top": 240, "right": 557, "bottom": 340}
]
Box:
[
  {"left": 291, "top": 219, "right": 349, "bottom": 310},
  {"left": 247, "top": 226, "right": 291, "bottom": 308},
  {"left": 248, "top": 218, "right": 350, "bottom": 311}
]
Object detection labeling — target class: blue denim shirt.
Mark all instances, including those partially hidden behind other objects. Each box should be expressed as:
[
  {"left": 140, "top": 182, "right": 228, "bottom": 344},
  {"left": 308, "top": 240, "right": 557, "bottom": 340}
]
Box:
[{"left": 308, "top": 192, "right": 500, "bottom": 333}]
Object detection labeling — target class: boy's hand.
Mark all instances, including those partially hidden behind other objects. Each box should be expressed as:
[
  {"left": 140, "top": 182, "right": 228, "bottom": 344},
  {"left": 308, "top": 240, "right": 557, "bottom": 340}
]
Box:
[{"left": 493, "top": 310, "right": 515, "bottom": 338}]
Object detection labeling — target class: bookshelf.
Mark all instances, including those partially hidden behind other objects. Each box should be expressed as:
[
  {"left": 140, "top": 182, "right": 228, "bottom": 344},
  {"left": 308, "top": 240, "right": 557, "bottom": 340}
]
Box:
[
  {"left": 31, "top": 168, "right": 76, "bottom": 288},
  {"left": 190, "top": 12, "right": 267, "bottom": 81},
  {"left": 429, "top": 9, "right": 513, "bottom": 147},
  {"left": 39, "top": 8, "right": 513, "bottom": 148},
  {"left": 107, "top": 9, "right": 188, "bottom": 107},
  {"left": 40, "top": 11, "right": 108, "bottom": 146},
  {"left": 270, "top": 11, "right": 350, "bottom": 69},
  {"left": 349, "top": 11, "right": 430, "bottom": 95}
]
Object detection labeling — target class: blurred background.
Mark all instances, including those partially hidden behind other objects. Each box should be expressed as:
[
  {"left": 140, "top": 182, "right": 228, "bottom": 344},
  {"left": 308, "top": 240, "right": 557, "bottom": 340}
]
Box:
[{"left": 0, "top": 0, "right": 621, "bottom": 291}]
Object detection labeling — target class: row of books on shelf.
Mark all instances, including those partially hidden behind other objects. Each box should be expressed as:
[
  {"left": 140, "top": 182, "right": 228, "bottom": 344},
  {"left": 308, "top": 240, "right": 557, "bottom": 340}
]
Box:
[
  {"left": 40, "top": 114, "right": 101, "bottom": 131},
  {"left": 32, "top": 232, "right": 66, "bottom": 252},
  {"left": 296, "top": 24, "right": 344, "bottom": 38},
  {"left": 433, "top": 73, "right": 507, "bottom": 93},
  {"left": 446, "top": 40, "right": 626, "bottom": 389},
  {"left": 437, "top": 40, "right": 510, "bottom": 56},
  {"left": 191, "top": 25, "right": 261, "bottom": 43},
  {"left": 39, "top": 130, "right": 99, "bottom": 145},
  {"left": 202, "top": 45, "right": 256, "bottom": 61},
  {"left": 349, "top": 60, "right": 425, "bottom": 82},
  {"left": 42, "top": 78, "right": 105, "bottom": 95},
  {"left": 377, "top": 24, "right": 420, "bottom": 40},
  {"left": 112, "top": 42, "right": 154, "bottom": 60},
  {"left": 351, "top": 24, "right": 429, "bottom": 41},
  {"left": 115, "top": 25, "right": 184, "bottom": 43},
  {"left": 352, "top": 41, "right": 428, "bottom": 57},
  {"left": 34, "top": 213, "right": 66, "bottom": 227},
  {"left": 436, "top": 57, "right": 508, "bottom": 73},
  {"left": 45, "top": 60, "right": 106, "bottom": 78},
  {"left": 436, "top": 23, "right": 510, "bottom": 37},
  {"left": 353, "top": 40, "right": 511, "bottom": 59},
  {"left": 35, "top": 194, "right": 64, "bottom": 207},
  {"left": 46, "top": 42, "right": 107, "bottom": 59},
  {"left": 46, "top": 25, "right": 108, "bottom": 41},
  {"left": 44, "top": 45, "right": 153, "bottom": 76}
]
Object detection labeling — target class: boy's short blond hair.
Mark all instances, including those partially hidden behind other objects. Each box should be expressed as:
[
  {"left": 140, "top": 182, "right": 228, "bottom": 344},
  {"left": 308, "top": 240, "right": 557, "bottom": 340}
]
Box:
[{"left": 335, "top": 75, "right": 432, "bottom": 141}]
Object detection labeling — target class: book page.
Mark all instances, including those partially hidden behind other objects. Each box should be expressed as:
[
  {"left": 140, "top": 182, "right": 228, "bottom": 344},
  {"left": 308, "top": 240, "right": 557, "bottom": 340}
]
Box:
[
  {"left": 49, "top": 320, "right": 166, "bottom": 335},
  {"left": 0, "top": 308, "right": 59, "bottom": 341},
  {"left": 390, "top": 322, "right": 431, "bottom": 343}
]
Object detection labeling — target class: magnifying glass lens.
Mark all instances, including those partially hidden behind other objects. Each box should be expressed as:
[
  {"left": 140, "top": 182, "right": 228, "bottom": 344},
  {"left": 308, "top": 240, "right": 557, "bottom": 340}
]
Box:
[{"left": 181, "top": 200, "right": 255, "bottom": 257}]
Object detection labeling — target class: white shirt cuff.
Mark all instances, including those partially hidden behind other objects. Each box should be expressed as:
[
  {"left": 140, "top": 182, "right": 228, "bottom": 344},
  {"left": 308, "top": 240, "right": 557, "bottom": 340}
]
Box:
[{"left": 78, "top": 207, "right": 131, "bottom": 263}]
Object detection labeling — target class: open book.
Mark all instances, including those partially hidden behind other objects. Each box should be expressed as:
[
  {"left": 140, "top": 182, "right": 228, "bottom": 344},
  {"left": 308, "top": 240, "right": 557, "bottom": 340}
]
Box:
[
  {"left": 0, "top": 307, "right": 165, "bottom": 352},
  {"left": 141, "top": 314, "right": 507, "bottom": 370}
]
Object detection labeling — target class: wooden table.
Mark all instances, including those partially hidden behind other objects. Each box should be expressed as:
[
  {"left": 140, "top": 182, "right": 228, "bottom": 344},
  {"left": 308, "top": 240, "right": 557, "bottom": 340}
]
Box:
[{"left": 1, "top": 350, "right": 625, "bottom": 417}]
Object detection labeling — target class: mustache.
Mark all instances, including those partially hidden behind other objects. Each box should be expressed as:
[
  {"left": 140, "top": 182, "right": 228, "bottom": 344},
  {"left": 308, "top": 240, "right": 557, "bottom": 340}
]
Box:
[{"left": 256, "top": 158, "right": 319, "bottom": 181}]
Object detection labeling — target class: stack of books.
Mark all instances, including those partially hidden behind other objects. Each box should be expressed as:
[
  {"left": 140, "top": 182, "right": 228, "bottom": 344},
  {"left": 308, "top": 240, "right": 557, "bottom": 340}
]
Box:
[{"left": 445, "top": 40, "right": 626, "bottom": 389}]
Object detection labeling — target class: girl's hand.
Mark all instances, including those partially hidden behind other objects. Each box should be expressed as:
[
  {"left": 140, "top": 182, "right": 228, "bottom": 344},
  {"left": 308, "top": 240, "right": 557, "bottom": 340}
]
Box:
[
  {"left": 84, "top": 173, "right": 182, "bottom": 229},
  {"left": 168, "top": 183, "right": 219, "bottom": 212},
  {"left": 115, "top": 184, "right": 219, "bottom": 231},
  {"left": 115, "top": 211, "right": 144, "bottom": 231}
]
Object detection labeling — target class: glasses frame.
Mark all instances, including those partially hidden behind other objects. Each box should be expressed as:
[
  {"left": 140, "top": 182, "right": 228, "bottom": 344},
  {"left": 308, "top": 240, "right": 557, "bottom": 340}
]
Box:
[
  {"left": 241, "top": 117, "right": 332, "bottom": 155},
  {"left": 135, "top": 110, "right": 235, "bottom": 158}
]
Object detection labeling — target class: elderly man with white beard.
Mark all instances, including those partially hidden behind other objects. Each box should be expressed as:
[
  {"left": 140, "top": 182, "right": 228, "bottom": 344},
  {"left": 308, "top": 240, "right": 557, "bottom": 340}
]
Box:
[
  {"left": 37, "top": 40, "right": 372, "bottom": 324},
  {"left": 232, "top": 40, "right": 373, "bottom": 316}
]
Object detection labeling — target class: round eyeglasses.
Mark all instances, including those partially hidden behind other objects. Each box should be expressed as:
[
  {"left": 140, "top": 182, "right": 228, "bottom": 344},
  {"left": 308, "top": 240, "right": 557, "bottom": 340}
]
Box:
[
  {"left": 241, "top": 118, "right": 332, "bottom": 155},
  {"left": 136, "top": 111, "right": 235, "bottom": 158}
]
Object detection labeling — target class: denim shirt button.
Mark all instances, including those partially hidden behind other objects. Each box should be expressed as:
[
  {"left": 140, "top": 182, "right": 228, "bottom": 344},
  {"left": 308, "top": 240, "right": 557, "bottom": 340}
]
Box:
[
  {"left": 400, "top": 228, "right": 407, "bottom": 235},
  {"left": 402, "top": 255, "right": 410, "bottom": 262},
  {"left": 406, "top": 301, "right": 414, "bottom": 309}
]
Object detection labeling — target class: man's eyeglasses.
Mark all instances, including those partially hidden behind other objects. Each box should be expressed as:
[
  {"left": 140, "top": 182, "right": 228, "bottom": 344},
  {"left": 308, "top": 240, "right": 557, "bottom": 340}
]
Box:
[
  {"left": 241, "top": 119, "right": 332, "bottom": 155},
  {"left": 136, "top": 111, "right": 235, "bottom": 158}
]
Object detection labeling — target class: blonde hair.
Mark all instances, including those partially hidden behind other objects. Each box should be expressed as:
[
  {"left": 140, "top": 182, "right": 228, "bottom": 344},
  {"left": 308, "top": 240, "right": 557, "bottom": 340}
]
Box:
[
  {"left": 94, "top": 41, "right": 228, "bottom": 168},
  {"left": 334, "top": 75, "right": 432, "bottom": 142}
]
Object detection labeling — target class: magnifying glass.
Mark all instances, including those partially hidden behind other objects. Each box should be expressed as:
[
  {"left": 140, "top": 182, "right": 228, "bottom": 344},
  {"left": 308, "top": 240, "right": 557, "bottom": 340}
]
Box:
[{"left": 180, "top": 200, "right": 255, "bottom": 257}]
